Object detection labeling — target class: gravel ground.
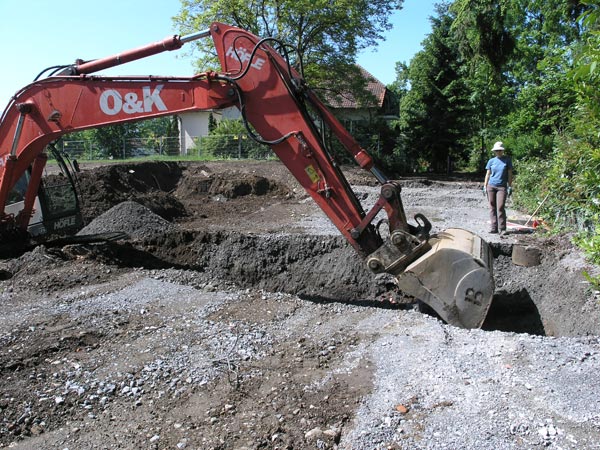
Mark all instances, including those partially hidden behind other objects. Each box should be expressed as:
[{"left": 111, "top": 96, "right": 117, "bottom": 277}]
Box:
[{"left": 1, "top": 161, "right": 599, "bottom": 449}]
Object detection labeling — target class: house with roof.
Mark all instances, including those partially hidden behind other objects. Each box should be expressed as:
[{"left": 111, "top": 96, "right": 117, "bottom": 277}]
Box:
[
  {"left": 176, "top": 66, "right": 397, "bottom": 154},
  {"left": 324, "top": 66, "right": 398, "bottom": 128}
]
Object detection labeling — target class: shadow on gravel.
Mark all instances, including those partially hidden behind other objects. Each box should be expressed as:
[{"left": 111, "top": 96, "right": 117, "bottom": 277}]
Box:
[
  {"left": 60, "top": 241, "right": 190, "bottom": 271},
  {"left": 299, "top": 294, "right": 411, "bottom": 310},
  {"left": 482, "top": 289, "right": 545, "bottom": 335}
]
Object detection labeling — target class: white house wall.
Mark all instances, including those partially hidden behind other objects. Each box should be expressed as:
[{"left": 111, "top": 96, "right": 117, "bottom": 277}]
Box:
[
  {"left": 178, "top": 107, "right": 241, "bottom": 155},
  {"left": 179, "top": 111, "right": 215, "bottom": 155}
]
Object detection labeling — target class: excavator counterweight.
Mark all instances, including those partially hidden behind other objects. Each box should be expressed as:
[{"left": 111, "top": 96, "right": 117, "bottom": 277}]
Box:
[{"left": 0, "top": 23, "right": 494, "bottom": 328}]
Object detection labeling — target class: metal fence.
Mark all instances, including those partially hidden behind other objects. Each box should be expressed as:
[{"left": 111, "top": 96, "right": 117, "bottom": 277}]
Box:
[
  {"left": 186, "top": 135, "right": 274, "bottom": 160},
  {"left": 58, "top": 137, "right": 180, "bottom": 160},
  {"left": 57, "top": 135, "right": 275, "bottom": 161}
]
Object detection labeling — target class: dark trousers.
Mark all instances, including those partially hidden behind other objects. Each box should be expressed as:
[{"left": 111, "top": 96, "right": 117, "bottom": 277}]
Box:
[{"left": 487, "top": 185, "right": 508, "bottom": 231}]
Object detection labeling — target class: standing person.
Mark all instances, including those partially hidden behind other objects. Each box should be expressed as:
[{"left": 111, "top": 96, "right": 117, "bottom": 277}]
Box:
[{"left": 483, "top": 141, "right": 513, "bottom": 235}]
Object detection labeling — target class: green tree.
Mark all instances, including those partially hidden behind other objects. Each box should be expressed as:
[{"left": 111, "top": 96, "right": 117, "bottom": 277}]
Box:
[
  {"left": 503, "top": 0, "right": 585, "bottom": 139},
  {"left": 174, "top": 0, "right": 403, "bottom": 93},
  {"left": 445, "top": 0, "right": 590, "bottom": 164},
  {"left": 389, "top": 61, "right": 409, "bottom": 97},
  {"left": 92, "top": 123, "right": 140, "bottom": 159},
  {"left": 208, "top": 113, "right": 217, "bottom": 132},
  {"left": 450, "top": 0, "right": 516, "bottom": 75},
  {"left": 449, "top": 0, "right": 516, "bottom": 167},
  {"left": 200, "top": 118, "right": 271, "bottom": 159},
  {"left": 572, "top": 0, "right": 600, "bottom": 122},
  {"left": 138, "top": 116, "right": 180, "bottom": 139},
  {"left": 399, "top": 4, "right": 473, "bottom": 172}
]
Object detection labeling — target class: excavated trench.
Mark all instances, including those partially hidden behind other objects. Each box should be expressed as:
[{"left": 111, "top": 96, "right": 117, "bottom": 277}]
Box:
[
  {"left": 30, "top": 161, "right": 600, "bottom": 338},
  {"left": 86, "top": 231, "right": 548, "bottom": 335}
]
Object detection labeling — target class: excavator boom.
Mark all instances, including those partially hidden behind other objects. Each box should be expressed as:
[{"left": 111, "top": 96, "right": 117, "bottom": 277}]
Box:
[{"left": 0, "top": 23, "right": 494, "bottom": 328}]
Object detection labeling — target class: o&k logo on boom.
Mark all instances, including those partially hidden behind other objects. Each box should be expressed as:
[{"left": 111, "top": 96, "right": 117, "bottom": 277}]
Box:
[
  {"left": 225, "top": 46, "right": 266, "bottom": 71},
  {"left": 99, "top": 85, "right": 167, "bottom": 116}
]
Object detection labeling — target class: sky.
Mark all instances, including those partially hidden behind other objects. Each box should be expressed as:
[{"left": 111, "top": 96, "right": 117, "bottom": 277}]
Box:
[{"left": 0, "top": 0, "right": 437, "bottom": 109}]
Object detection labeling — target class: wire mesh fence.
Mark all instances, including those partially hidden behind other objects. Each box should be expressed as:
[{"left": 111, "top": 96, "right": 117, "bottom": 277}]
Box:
[
  {"left": 57, "top": 135, "right": 275, "bottom": 161},
  {"left": 186, "top": 135, "right": 274, "bottom": 159}
]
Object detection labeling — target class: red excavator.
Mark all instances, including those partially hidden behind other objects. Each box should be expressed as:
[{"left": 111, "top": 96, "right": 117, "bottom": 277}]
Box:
[{"left": 0, "top": 23, "right": 494, "bottom": 328}]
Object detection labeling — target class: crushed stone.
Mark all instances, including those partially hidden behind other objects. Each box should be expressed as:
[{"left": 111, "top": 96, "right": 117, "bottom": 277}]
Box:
[{"left": 77, "top": 200, "right": 177, "bottom": 240}]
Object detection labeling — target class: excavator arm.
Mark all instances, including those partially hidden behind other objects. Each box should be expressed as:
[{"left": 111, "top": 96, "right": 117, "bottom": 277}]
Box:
[{"left": 0, "top": 23, "right": 494, "bottom": 328}]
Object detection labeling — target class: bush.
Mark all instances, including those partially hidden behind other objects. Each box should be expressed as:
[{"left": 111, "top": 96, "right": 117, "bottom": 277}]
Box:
[
  {"left": 515, "top": 136, "right": 600, "bottom": 274},
  {"left": 200, "top": 119, "right": 272, "bottom": 159}
]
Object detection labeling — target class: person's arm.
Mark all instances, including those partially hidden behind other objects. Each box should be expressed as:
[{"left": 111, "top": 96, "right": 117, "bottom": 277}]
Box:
[
  {"left": 484, "top": 169, "right": 491, "bottom": 188},
  {"left": 508, "top": 167, "right": 513, "bottom": 187}
]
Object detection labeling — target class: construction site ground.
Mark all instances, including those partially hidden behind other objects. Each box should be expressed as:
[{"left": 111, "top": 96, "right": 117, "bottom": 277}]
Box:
[{"left": 1, "top": 160, "right": 599, "bottom": 449}]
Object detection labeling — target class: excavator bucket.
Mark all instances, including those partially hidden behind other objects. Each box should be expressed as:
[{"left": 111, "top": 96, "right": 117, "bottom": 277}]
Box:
[{"left": 395, "top": 228, "right": 495, "bottom": 329}]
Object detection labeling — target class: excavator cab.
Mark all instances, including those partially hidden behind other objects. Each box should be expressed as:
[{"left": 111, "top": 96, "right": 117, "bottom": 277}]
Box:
[{"left": 3, "top": 146, "right": 82, "bottom": 238}]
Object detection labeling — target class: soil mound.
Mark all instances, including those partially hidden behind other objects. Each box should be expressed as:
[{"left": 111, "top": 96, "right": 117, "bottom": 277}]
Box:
[
  {"left": 77, "top": 161, "right": 186, "bottom": 222},
  {"left": 175, "top": 166, "right": 292, "bottom": 199},
  {"left": 75, "top": 162, "right": 293, "bottom": 228},
  {"left": 131, "top": 230, "right": 398, "bottom": 303},
  {"left": 77, "top": 201, "right": 177, "bottom": 240}
]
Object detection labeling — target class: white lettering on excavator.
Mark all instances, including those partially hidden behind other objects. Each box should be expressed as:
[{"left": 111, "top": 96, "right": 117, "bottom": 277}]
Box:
[
  {"left": 99, "top": 85, "right": 167, "bottom": 116},
  {"left": 53, "top": 215, "right": 78, "bottom": 230},
  {"left": 225, "top": 46, "right": 265, "bottom": 71}
]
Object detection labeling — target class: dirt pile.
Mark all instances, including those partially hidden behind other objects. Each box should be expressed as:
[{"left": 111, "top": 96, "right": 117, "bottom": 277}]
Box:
[
  {"left": 75, "top": 161, "right": 294, "bottom": 226},
  {"left": 175, "top": 166, "right": 292, "bottom": 200},
  {"left": 76, "top": 162, "right": 186, "bottom": 222},
  {"left": 78, "top": 201, "right": 178, "bottom": 241}
]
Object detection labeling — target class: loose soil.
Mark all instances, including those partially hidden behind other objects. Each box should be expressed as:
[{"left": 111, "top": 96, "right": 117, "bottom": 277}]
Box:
[{"left": 1, "top": 160, "right": 599, "bottom": 449}]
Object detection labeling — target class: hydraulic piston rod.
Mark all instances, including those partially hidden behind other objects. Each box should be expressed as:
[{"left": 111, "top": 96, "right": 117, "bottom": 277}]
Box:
[{"left": 74, "top": 29, "right": 211, "bottom": 75}]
